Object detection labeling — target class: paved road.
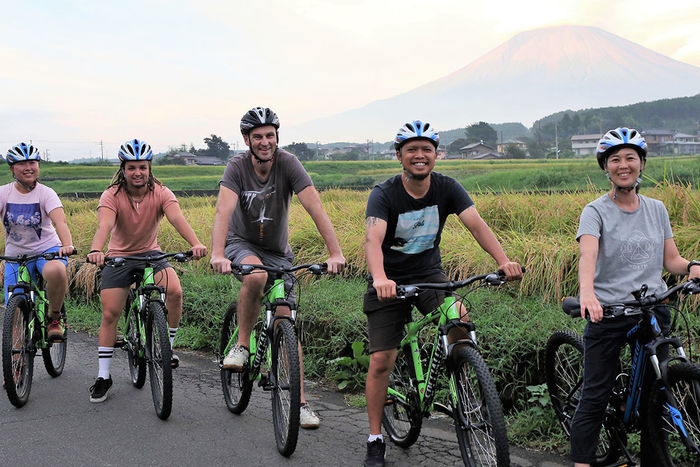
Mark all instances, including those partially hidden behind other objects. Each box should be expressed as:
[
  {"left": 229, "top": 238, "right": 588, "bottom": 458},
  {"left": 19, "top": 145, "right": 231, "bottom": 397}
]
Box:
[{"left": 0, "top": 329, "right": 569, "bottom": 466}]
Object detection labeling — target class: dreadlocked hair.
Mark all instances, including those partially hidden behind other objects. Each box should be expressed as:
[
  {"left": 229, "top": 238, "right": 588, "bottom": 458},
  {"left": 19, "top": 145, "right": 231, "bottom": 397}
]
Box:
[{"left": 108, "top": 161, "right": 162, "bottom": 194}]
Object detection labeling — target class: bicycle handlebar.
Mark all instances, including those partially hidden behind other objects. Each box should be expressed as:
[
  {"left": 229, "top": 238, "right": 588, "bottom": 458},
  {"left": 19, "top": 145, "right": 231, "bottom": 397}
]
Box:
[
  {"left": 395, "top": 267, "right": 525, "bottom": 299},
  {"left": 230, "top": 262, "right": 327, "bottom": 276},
  {"left": 0, "top": 249, "right": 78, "bottom": 263},
  {"left": 100, "top": 251, "right": 194, "bottom": 266},
  {"left": 562, "top": 278, "right": 700, "bottom": 319}
]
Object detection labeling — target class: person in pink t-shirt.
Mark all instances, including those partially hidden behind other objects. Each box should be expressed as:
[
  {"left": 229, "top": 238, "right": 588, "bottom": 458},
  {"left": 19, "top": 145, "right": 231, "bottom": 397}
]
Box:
[
  {"left": 86, "top": 139, "right": 207, "bottom": 403},
  {"left": 1, "top": 142, "right": 75, "bottom": 341}
]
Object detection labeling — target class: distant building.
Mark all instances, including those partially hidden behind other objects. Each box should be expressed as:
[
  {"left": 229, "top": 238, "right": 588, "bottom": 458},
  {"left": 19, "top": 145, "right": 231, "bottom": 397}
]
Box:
[
  {"left": 496, "top": 139, "right": 528, "bottom": 155},
  {"left": 570, "top": 134, "right": 601, "bottom": 156},
  {"left": 459, "top": 142, "right": 498, "bottom": 159},
  {"left": 169, "top": 151, "right": 226, "bottom": 166},
  {"left": 643, "top": 129, "right": 674, "bottom": 155}
]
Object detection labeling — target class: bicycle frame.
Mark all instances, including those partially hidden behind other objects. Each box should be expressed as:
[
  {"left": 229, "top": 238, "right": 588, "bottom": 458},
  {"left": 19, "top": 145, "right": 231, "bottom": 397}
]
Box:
[
  {"left": 7, "top": 260, "right": 52, "bottom": 349},
  {"left": 121, "top": 264, "right": 167, "bottom": 355}
]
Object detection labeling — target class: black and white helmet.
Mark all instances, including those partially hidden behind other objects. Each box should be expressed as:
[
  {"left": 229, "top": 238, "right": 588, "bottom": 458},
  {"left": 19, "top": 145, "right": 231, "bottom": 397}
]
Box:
[
  {"left": 394, "top": 120, "right": 439, "bottom": 150},
  {"left": 596, "top": 127, "right": 647, "bottom": 170},
  {"left": 240, "top": 107, "right": 280, "bottom": 135},
  {"left": 6, "top": 142, "right": 40, "bottom": 165}
]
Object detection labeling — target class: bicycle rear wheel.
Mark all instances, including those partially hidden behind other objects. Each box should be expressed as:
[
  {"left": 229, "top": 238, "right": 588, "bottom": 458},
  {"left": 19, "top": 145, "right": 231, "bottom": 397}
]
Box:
[
  {"left": 382, "top": 348, "right": 422, "bottom": 448},
  {"left": 220, "top": 301, "right": 253, "bottom": 414},
  {"left": 449, "top": 344, "right": 509, "bottom": 467},
  {"left": 125, "top": 292, "right": 146, "bottom": 388},
  {"left": 545, "top": 330, "right": 621, "bottom": 466},
  {"left": 645, "top": 362, "right": 700, "bottom": 466},
  {"left": 42, "top": 304, "right": 67, "bottom": 377},
  {"left": 146, "top": 302, "right": 172, "bottom": 420},
  {"left": 2, "top": 295, "right": 34, "bottom": 407},
  {"left": 271, "top": 319, "right": 301, "bottom": 457}
]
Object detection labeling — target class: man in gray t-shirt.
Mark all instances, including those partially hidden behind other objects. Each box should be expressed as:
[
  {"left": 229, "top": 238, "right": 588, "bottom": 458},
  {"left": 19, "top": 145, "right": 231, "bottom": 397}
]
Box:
[{"left": 210, "top": 107, "right": 345, "bottom": 429}]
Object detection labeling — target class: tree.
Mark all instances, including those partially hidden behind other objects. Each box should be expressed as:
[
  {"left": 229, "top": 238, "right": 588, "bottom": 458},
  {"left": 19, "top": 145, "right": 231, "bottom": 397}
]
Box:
[
  {"left": 283, "top": 142, "right": 315, "bottom": 161},
  {"left": 447, "top": 138, "right": 467, "bottom": 156},
  {"left": 202, "top": 134, "right": 230, "bottom": 160},
  {"left": 504, "top": 143, "right": 526, "bottom": 159},
  {"left": 465, "top": 122, "right": 497, "bottom": 147}
]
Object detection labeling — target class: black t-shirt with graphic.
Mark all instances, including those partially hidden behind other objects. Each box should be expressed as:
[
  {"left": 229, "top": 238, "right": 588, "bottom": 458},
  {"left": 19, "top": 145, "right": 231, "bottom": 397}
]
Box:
[{"left": 365, "top": 172, "right": 474, "bottom": 282}]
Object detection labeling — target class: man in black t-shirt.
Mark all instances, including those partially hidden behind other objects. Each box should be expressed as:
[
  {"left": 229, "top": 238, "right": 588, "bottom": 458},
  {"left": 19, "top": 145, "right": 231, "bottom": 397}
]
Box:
[{"left": 362, "top": 120, "right": 522, "bottom": 467}]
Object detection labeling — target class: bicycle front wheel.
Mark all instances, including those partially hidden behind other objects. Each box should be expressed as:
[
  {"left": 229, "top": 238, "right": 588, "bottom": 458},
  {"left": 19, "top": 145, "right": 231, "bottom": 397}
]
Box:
[
  {"left": 146, "top": 302, "right": 172, "bottom": 420},
  {"left": 545, "top": 330, "right": 621, "bottom": 466},
  {"left": 2, "top": 295, "right": 35, "bottom": 407},
  {"left": 449, "top": 345, "right": 509, "bottom": 467},
  {"left": 382, "top": 349, "right": 422, "bottom": 448},
  {"left": 220, "top": 301, "right": 253, "bottom": 414},
  {"left": 125, "top": 291, "right": 146, "bottom": 388},
  {"left": 271, "top": 319, "right": 301, "bottom": 457},
  {"left": 42, "top": 304, "right": 67, "bottom": 377},
  {"left": 645, "top": 362, "right": 700, "bottom": 466}
]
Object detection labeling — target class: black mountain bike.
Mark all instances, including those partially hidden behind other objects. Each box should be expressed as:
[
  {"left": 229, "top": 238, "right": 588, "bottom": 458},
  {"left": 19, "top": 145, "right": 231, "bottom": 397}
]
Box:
[
  {"left": 546, "top": 278, "right": 700, "bottom": 466},
  {"left": 2, "top": 251, "right": 74, "bottom": 407}
]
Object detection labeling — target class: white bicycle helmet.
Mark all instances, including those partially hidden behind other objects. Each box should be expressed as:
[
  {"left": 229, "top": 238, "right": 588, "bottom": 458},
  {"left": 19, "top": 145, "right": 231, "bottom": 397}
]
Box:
[
  {"left": 6, "top": 142, "right": 40, "bottom": 165},
  {"left": 118, "top": 139, "right": 153, "bottom": 161},
  {"left": 394, "top": 120, "right": 439, "bottom": 150},
  {"left": 596, "top": 127, "right": 647, "bottom": 170}
]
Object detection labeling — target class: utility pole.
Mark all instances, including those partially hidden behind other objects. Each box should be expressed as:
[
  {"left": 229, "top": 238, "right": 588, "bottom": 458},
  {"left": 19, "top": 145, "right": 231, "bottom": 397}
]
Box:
[{"left": 100, "top": 140, "right": 104, "bottom": 162}]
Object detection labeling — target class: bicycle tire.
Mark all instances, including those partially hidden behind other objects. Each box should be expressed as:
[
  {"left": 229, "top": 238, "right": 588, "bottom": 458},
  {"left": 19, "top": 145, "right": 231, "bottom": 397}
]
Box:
[
  {"left": 449, "top": 344, "right": 509, "bottom": 467},
  {"left": 220, "top": 301, "right": 254, "bottom": 414},
  {"left": 382, "top": 348, "right": 422, "bottom": 448},
  {"left": 545, "top": 330, "right": 622, "bottom": 466},
  {"left": 271, "top": 319, "right": 301, "bottom": 457},
  {"left": 42, "top": 304, "right": 67, "bottom": 377},
  {"left": 146, "top": 301, "right": 173, "bottom": 420},
  {"left": 2, "top": 295, "right": 34, "bottom": 407},
  {"left": 125, "top": 291, "right": 146, "bottom": 388},
  {"left": 645, "top": 362, "right": 700, "bottom": 466}
]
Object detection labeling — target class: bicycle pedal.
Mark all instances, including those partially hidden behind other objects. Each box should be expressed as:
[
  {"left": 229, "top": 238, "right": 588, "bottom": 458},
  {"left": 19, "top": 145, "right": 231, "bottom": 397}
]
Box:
[{"left": 114, "top": 337, "right": 126, "bottom": 348}]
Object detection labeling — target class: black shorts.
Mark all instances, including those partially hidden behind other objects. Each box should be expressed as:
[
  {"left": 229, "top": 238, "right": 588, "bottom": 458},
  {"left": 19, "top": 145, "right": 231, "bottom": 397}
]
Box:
[
  {"left": 363, "top": 272, "right": 450, "bottom": 354},
  {"left": 224, "top": 239, "right": 296, "bottom": 301},
  {"left": 100, "top": 250, "right": 172, "bottom": 290}
]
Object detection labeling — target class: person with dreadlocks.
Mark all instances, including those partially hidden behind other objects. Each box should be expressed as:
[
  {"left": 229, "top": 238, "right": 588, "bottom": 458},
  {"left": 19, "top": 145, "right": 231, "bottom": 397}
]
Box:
[
  {"left": 1, "top": 142, "right": 74, "bottom": 340},
  {"left": 86, "top": 139, "right": 207, "bottom": 403},
  {"left": 210, "top": 107, "right": 346, "bottom": 428},
  {"left": 570, "top": 127, "right": 700, "bottom": 466}
]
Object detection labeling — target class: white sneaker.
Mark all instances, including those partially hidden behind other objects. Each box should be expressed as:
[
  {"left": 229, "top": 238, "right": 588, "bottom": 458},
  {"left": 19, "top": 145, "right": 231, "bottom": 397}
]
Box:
[
  {"left": 222, "top": 345, "right": 249, "bottom": 372},
  {"left": 300, "top": 403, "right": 320, "bottom": 429}
]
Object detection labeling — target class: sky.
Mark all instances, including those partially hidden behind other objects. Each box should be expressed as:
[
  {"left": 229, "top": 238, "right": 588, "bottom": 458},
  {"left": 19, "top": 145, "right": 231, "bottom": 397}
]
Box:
[{"left": 1, "top": 0, "right": 699, "bottom": 161}]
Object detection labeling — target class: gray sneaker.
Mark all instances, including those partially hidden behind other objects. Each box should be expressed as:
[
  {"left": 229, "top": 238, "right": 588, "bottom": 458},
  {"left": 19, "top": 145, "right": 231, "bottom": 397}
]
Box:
[
  {"left": 222, "top": 345, "right": 249, "bottom": 372},
  {"left": 300, "top": 403, "right": 320, "bottom": 429}
]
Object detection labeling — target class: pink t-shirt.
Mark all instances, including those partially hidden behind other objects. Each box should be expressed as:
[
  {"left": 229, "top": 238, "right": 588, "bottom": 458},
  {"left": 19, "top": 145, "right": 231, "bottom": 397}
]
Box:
[
  {"left": 98, "top": 184, "right": 178, "bottom": 256},
  {"left": 0, "top": 182, "right": 63, "bottom": 256}
]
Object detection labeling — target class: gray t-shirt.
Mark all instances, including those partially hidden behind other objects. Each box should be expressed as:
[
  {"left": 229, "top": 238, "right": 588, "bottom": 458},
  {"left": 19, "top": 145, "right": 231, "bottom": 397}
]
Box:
[
  {"left": 220, "top": 149, "right": 313, "bottom": 255},
  {"left": 576, "top": 194, "right": 673, "bottom": 304}
]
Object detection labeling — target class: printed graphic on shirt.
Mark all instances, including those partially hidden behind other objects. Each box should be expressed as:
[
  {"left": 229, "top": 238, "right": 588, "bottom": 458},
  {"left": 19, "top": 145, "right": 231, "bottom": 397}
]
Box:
[
  {"left": 391, "top": 205, "right": 439, "bottom": 254},
  {"left": 241, "top": 187, "right": 275, "bottom": 239},
  {"left": 3, "top": 203, "right": 43, "bottom": 242},
  {"left": 620, "top": 231, "right": 654, "bottom": 270}
]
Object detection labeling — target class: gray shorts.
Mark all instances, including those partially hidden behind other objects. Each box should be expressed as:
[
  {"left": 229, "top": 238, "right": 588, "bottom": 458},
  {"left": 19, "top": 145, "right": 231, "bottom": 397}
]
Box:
[
  {"left": 100, "top": 250, "right": 172, "bottom": 290},
  {"left": 225, "top": 240, "right": 296, "bottom": 301}
]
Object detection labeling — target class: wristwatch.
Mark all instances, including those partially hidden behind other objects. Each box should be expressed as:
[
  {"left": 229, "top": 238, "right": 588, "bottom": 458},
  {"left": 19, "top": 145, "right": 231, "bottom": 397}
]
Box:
[{"left": 689, "top": 260, "right": 700, "bottom": 273}]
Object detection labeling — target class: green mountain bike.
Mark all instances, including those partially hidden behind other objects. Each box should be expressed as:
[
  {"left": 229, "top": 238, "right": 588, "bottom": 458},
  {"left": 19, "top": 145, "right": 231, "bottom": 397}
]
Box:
[
  {"left": 1, "top": 251, "right": 74, "bottom": 407},
  {"left": 219, "top": 262, "right": 326, "bottom": 457},
  {"left": 383, "top": 270, "right": 518, "bottom": 467}
]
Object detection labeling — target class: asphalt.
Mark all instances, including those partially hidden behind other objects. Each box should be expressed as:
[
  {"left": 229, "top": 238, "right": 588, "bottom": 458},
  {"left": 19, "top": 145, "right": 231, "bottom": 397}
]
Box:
[{"left": 0, "top": 327, "right": 570, "bottom": 466}]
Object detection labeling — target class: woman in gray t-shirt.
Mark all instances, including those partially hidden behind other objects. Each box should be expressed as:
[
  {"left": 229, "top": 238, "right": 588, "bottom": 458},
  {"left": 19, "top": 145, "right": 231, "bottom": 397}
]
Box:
[{"left": 569, "top": 128, "right": 700, "bottom": 466}]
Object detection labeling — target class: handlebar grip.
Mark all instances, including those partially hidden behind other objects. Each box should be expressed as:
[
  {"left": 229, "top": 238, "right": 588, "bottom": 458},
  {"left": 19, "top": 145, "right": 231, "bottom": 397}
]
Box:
[{"left": 561, "top": 297, "right": 582, "bottom": 318}]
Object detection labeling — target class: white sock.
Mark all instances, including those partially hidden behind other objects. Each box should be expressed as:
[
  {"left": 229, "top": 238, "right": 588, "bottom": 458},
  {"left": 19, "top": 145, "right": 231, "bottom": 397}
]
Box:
[
  {"left": 98, "top": 346, "right": 113, "bottom": 379},
  {"left": 368, "top": 434, "right": 383, "bottom": 443},
  {"left": 169, "top": 327, "right": 178, "bottom": 348}
]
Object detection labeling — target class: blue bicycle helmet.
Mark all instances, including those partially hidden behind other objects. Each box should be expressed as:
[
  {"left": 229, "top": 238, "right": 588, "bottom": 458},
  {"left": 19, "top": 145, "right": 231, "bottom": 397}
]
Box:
[
  {"left": 394, "top": 121, "right": 439, "bottom": 150},
  {"left": 6, "top": 142, "right": 40, "bottom": 165},
  {"left": 596, "top": 127, "right": 647, "bottom": 170},
  {"left": 118, "top": 139, "right": 153, "bottom": 161}
]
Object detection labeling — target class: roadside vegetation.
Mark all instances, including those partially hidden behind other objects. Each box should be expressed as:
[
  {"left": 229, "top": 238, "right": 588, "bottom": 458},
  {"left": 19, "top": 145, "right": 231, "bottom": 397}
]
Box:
[{"left": 1, "top": 159, "right": 698, "bottom": 453}]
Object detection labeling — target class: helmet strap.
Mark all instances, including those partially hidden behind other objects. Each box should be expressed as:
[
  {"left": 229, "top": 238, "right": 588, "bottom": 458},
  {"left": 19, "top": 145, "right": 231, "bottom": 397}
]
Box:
[
  {"left": 13, "top": 176, "right": 37, "bottom": 193},
  {"left": 606, "top": 173, "right": 642, "bottom": 200}
]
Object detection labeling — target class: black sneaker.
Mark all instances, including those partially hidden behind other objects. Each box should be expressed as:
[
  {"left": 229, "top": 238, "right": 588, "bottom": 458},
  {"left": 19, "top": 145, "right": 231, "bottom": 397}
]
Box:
[
  {"left": 171, "top": 354, "right": 180, "bottom": 369},
  {"left": 89, "top": 377, "right": 113, "bottom": 403},
  {"left": 364, "top": 439, "right": 386, "bottom": 467}
]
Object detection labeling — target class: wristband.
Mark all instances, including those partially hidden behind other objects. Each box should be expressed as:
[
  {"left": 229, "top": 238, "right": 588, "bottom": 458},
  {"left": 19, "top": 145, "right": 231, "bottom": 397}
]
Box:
[
  {"left": 689, "top": 260, "right": 700, "bottom": 273},
  {"left": 89, "top": 249, "right": 101, "bottom": 254}
]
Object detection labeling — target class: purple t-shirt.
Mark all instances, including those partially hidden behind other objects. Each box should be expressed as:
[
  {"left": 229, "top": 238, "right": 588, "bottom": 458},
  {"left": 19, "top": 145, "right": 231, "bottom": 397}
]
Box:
[
  {"left": 220, "top": 149, "right": 313, "bottom": 255},
  {"left": 0, "top": 182, "right": 63, "bottom": 256}
]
